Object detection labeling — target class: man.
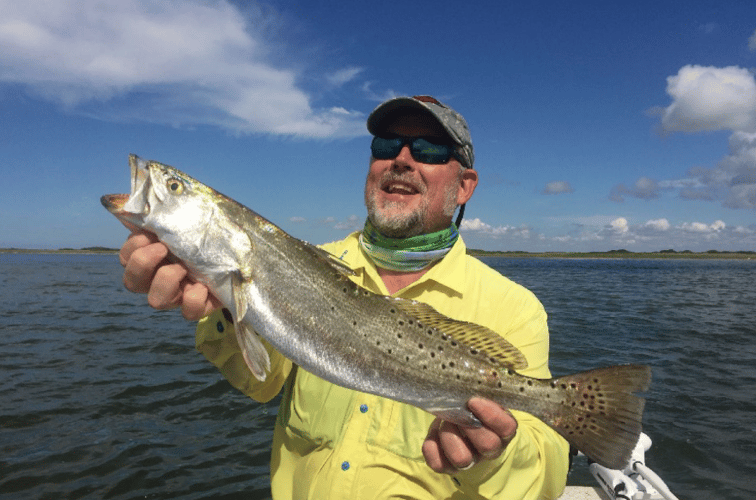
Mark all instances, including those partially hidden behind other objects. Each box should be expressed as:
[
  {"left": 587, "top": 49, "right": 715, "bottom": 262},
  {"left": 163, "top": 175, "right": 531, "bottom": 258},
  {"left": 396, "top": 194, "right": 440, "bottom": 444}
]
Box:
[{"left": 119, "top": 95, "right": 570, "bottom": 499}]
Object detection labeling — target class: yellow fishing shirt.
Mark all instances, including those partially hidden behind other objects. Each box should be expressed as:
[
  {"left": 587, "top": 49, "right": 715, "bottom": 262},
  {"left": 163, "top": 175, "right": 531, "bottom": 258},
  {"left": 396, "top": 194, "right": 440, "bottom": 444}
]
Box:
[{"left": 195, "top": 233, "right": 569, "bottom": 499}]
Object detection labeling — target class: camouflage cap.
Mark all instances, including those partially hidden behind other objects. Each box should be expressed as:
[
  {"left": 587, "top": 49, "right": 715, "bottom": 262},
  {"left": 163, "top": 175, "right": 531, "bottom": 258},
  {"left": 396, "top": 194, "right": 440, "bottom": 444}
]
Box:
[{"left": 366, "top": 95, "right": 474, "bottom": 169}]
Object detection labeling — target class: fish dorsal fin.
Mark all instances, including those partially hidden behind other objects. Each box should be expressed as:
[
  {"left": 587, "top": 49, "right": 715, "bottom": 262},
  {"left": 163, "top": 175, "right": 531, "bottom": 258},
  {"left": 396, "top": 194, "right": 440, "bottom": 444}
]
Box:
[
  {"left": 391, "top": 298, "right": 529, "bottom": 371},
  {"left": 308, "top": 244, "right": 357, "bottom": 277}
]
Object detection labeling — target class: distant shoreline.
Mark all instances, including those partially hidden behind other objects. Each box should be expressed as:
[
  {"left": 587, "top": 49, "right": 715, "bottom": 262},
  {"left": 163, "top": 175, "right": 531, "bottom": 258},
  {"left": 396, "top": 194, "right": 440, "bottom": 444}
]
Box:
[
  {"left": 467, "top": 249, "right": 756, "bottom": 260},
  {"left": 2, "top": 247, "right": 754, "bottom": 260},
  {"left": 0, "top": 247, "right": 119, "bottom": 255}
]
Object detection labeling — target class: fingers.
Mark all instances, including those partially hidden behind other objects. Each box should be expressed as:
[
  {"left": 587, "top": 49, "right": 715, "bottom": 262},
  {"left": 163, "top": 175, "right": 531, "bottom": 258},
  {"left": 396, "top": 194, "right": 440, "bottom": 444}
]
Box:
[
  {"left": 120, "top": 231, "right": 220, "bottom": 318},
  {"left": 182, "top": 281, "right": 222, "bottom": 321},
  {"left": 422, "top": 399, "right": 518, "bottom": 474},
  {"left": 147, "top": 263, "right": 188, "bottom": 310},
  {"left": 423, "top": 419, "right": 458, "bottom": 474},
  {"left": 423, "top": 418, "right": 477, "bottom": 473},
  {"left": 464, "top": 398, "right": 518, "bottom": 460},
  {"left": 122, "top": 235, "right": 167, "bottom": 293}
]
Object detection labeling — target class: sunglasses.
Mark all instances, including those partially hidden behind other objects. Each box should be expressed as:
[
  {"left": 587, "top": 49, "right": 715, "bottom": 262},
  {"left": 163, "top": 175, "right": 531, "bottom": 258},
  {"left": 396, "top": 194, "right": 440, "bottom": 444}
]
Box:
[{"left": 371, "top": 135, "right": 463, "bottom": 165}]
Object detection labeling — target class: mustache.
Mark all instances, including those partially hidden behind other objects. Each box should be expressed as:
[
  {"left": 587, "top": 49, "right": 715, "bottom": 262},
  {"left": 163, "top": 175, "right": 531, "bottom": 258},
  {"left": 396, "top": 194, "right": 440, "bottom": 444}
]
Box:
[{"left": 378, "top": 171, "right": 427, "bottom": 194}]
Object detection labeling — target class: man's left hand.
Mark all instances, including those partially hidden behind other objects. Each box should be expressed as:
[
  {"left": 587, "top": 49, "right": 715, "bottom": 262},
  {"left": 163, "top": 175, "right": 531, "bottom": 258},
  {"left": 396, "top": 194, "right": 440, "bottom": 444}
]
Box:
[{"left": 422, "top": 398, "right": 518, "bottom": 474}]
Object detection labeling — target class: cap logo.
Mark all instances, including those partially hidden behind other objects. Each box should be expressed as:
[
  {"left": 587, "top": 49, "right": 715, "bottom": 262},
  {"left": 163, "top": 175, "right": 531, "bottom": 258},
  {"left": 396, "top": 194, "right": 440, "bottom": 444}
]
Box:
[{"left": 413, "top": 95, "right": 445, "bottom": 107}]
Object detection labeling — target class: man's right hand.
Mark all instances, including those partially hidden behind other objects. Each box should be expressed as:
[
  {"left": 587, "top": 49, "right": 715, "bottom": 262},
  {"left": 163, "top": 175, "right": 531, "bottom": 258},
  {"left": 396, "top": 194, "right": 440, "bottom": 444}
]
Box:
[{"left": 120, "top": 231, "right": 221, "bottom": 321}]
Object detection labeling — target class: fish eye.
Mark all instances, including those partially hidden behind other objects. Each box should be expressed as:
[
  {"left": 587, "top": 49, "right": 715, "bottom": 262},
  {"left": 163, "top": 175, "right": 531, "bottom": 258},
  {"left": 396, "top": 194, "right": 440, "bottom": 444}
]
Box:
[{"left": 166, "top": 178, "right": 184, "bottom": 195}]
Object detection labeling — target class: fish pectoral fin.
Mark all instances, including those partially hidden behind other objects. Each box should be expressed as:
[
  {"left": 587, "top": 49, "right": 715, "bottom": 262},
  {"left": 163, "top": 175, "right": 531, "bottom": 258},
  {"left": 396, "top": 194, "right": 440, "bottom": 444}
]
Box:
[
  {"left": 235, "top": 322, "right": 271, "bottom": 382},
  {"left": 231, "top": 272, "right": 249, "bottom": 320},
  {"left": 308, "top": 244, "right": 357, "bottom": 277},
  {"left": 230, "top": 273, "right": 270, "bottom": 382},
  {"left": 391, "top": 298, "right": 529, "bottom": 371}
]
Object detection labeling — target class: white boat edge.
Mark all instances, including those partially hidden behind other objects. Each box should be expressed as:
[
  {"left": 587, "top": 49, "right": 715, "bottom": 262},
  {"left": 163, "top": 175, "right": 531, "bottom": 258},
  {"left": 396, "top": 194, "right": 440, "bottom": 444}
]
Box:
[{"left": 558, "top": 486, "right": 610, "bottom": 500}]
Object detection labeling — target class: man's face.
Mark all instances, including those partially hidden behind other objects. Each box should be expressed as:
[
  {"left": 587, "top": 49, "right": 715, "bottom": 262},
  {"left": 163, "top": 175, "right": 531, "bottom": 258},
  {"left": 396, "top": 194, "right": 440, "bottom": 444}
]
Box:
[{"left": 364, "top": 113, "right": 475, "bottom": 237}]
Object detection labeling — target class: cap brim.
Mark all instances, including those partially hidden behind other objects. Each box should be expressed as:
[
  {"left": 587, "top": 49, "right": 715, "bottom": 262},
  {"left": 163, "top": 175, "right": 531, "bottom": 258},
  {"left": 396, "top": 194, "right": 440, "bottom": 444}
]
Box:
[{"left": 367, "top": 97, "right": 455, "bottom": 142}]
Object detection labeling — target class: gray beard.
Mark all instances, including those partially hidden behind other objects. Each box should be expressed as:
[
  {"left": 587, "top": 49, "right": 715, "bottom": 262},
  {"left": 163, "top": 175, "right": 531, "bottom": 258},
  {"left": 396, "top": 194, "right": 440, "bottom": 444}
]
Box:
[{"left": 365, "top": 173, "right": 460, "bottom": 238}]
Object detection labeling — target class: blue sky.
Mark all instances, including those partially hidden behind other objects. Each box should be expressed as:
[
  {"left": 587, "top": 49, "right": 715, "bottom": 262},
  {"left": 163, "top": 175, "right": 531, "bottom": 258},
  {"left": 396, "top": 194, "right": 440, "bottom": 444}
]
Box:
[{"left": 2, "top": 0, "right": 755, "bottom": 252}]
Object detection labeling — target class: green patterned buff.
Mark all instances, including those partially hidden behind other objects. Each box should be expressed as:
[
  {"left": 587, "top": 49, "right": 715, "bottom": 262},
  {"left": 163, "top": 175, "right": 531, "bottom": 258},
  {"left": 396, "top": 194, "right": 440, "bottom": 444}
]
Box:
[{"left": 359, "top": 219, "right": 459, "bottom": 271}]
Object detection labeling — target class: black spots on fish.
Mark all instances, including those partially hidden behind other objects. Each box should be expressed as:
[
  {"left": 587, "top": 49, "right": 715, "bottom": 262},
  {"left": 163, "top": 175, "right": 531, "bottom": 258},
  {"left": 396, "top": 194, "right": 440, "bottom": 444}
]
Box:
[{"left": 562, "top": 407, "right": 603, "bottom": 436}]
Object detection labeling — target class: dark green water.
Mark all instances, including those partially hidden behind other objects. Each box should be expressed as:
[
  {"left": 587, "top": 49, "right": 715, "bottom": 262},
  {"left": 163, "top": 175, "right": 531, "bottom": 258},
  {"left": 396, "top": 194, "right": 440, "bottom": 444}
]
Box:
[{"left": 1, "top": 254, "right": 754, "bottom": 499}]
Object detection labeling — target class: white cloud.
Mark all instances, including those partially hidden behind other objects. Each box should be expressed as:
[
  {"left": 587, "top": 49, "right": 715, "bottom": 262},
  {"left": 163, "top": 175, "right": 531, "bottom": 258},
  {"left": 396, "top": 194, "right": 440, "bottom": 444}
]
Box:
[
  {"left": 609, "top": 177, "right": 661, "bottom": 202},
  {"left": 0, "top": 0, "right": 366, "bottom": 138},
  {"left": 460, "top": 218, "right": 532, "bottom": 238},
  {"left": 334, "top": 214, "right": 361, "bottom": 231},
  {"left": 541, "top": 180, "right": 574, "bottom": 195},
  {"left": 645, "top": 218, "right": 670, "bottom": 231},
  {"left": 643, "top": 66, "right": 756, "bottom": 211},
  {"left": 609, "top": 217, "right": 629, "bottom": 234},
  {"left": 326, "top": 67, "right": 363, "bottom": 87},
  {"left": 658, "top": 65, "right": 756, "bottom": 133},
  {"left": 680, "top": 220, "right": 725, "bottom": 233},
  {"left": 460, "top": 217, "right": 492, "bottom": 232},
  {"left": 749, "top": 29, "right": 756, "bottom": 51}
]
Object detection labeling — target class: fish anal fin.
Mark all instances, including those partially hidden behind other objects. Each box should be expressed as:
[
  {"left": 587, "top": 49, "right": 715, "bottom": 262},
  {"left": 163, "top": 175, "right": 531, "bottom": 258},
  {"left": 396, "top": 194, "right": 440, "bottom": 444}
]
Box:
[{"left": 390, "top": 298, "right": 528, "bottom": 371}]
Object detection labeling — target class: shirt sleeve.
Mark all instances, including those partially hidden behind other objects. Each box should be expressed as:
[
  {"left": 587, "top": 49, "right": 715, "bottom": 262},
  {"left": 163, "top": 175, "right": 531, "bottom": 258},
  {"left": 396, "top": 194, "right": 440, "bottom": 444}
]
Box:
[{"left": 195, "top": 308, "right": 293, "bottom": 403}]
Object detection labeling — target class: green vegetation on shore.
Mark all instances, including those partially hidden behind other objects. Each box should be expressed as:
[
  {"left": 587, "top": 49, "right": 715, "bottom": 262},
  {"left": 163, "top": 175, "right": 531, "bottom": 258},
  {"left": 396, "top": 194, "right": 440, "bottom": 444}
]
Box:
[{"left": 467, "top": 248, "right": 756, "bottom": 260}]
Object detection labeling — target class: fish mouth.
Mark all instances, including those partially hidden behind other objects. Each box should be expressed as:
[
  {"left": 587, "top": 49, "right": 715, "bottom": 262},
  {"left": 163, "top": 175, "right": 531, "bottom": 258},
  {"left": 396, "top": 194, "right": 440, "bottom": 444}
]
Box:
[
  {"left": 100, "top": 193, "right": 130, "bottom": 213},
  {"left": 101, "top": 154, "right": 153, "bottom": 227}
]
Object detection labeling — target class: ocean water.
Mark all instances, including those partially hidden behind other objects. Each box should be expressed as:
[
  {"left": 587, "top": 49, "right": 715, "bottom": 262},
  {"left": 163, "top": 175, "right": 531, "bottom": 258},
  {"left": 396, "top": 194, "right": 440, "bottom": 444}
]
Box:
[{"left": 1, "top": 253, "right": 754, "bottom": 500}]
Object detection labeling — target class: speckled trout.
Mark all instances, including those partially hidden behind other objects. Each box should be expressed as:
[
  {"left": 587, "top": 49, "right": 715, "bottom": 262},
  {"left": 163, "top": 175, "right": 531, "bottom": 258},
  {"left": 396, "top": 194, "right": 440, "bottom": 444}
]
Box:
[{"left": 102, "top": 155, "right": 651, "bottom": 469}]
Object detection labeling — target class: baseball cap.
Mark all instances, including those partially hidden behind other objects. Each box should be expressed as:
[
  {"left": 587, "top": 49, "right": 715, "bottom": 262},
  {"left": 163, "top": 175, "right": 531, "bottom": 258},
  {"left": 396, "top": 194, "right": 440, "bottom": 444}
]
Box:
[{"left": 367, "top": 95, "right": 474, "bottom": 169}]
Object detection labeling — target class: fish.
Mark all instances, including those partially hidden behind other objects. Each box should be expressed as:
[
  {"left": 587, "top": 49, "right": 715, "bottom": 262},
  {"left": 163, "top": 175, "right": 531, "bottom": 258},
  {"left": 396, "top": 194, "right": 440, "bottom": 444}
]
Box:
[{"left": 102, "top": 154, "right": 652, "bottom": 470}]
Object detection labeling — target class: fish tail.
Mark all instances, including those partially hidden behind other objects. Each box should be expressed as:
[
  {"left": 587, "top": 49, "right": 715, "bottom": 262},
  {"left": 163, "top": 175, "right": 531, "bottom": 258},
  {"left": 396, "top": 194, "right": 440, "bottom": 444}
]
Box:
[{"left": 546, "top": 364, "right": 651, "bottom": 469}]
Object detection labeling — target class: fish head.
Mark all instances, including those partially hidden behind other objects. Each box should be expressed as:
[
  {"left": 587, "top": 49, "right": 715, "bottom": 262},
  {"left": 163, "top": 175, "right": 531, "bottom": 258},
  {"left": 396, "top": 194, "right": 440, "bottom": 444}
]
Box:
[{"left": 101, "top": 154, "right": 221, "bottom": 253}]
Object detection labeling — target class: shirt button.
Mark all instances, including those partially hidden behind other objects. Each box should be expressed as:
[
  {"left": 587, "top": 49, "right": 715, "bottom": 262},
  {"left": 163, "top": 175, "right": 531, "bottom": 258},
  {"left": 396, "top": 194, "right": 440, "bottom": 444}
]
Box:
[
  {"left": 216, "top": 321, "right": 224, "bottom": 333},
  {"left": 360, "top": 404, "right": 368, "bottom": 413},
  {"left": 341, "top": 461, "right": 350, "bottom": 471}
]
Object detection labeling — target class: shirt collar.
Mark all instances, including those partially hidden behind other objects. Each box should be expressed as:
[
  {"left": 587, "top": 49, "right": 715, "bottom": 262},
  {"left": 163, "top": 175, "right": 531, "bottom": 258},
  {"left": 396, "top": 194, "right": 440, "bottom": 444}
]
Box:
[{"left": 337, "top": 231, "right": 468, "bottom": 296}]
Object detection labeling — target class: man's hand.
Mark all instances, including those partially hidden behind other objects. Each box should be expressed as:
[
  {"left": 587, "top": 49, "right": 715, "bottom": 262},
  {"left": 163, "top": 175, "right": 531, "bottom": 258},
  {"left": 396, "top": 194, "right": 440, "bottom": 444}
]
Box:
[
  {"left": 120, "top": 231, "right": 221, "bottom": 320},
  {"left": 422, "top": 398, "right": 518, "bottom": 474}
]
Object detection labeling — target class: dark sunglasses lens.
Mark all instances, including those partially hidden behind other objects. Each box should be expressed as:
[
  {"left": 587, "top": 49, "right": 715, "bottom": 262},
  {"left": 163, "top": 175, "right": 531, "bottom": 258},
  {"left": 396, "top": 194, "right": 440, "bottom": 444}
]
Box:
[
  {"left": 410, "top": 138, "right": 451, "bottom": 164},
  {"left": 371, "top": 136, "right": 403, "bottom": 159},
  {"left": 371, "top": 136, "right": 453, "bottom": 164}
]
